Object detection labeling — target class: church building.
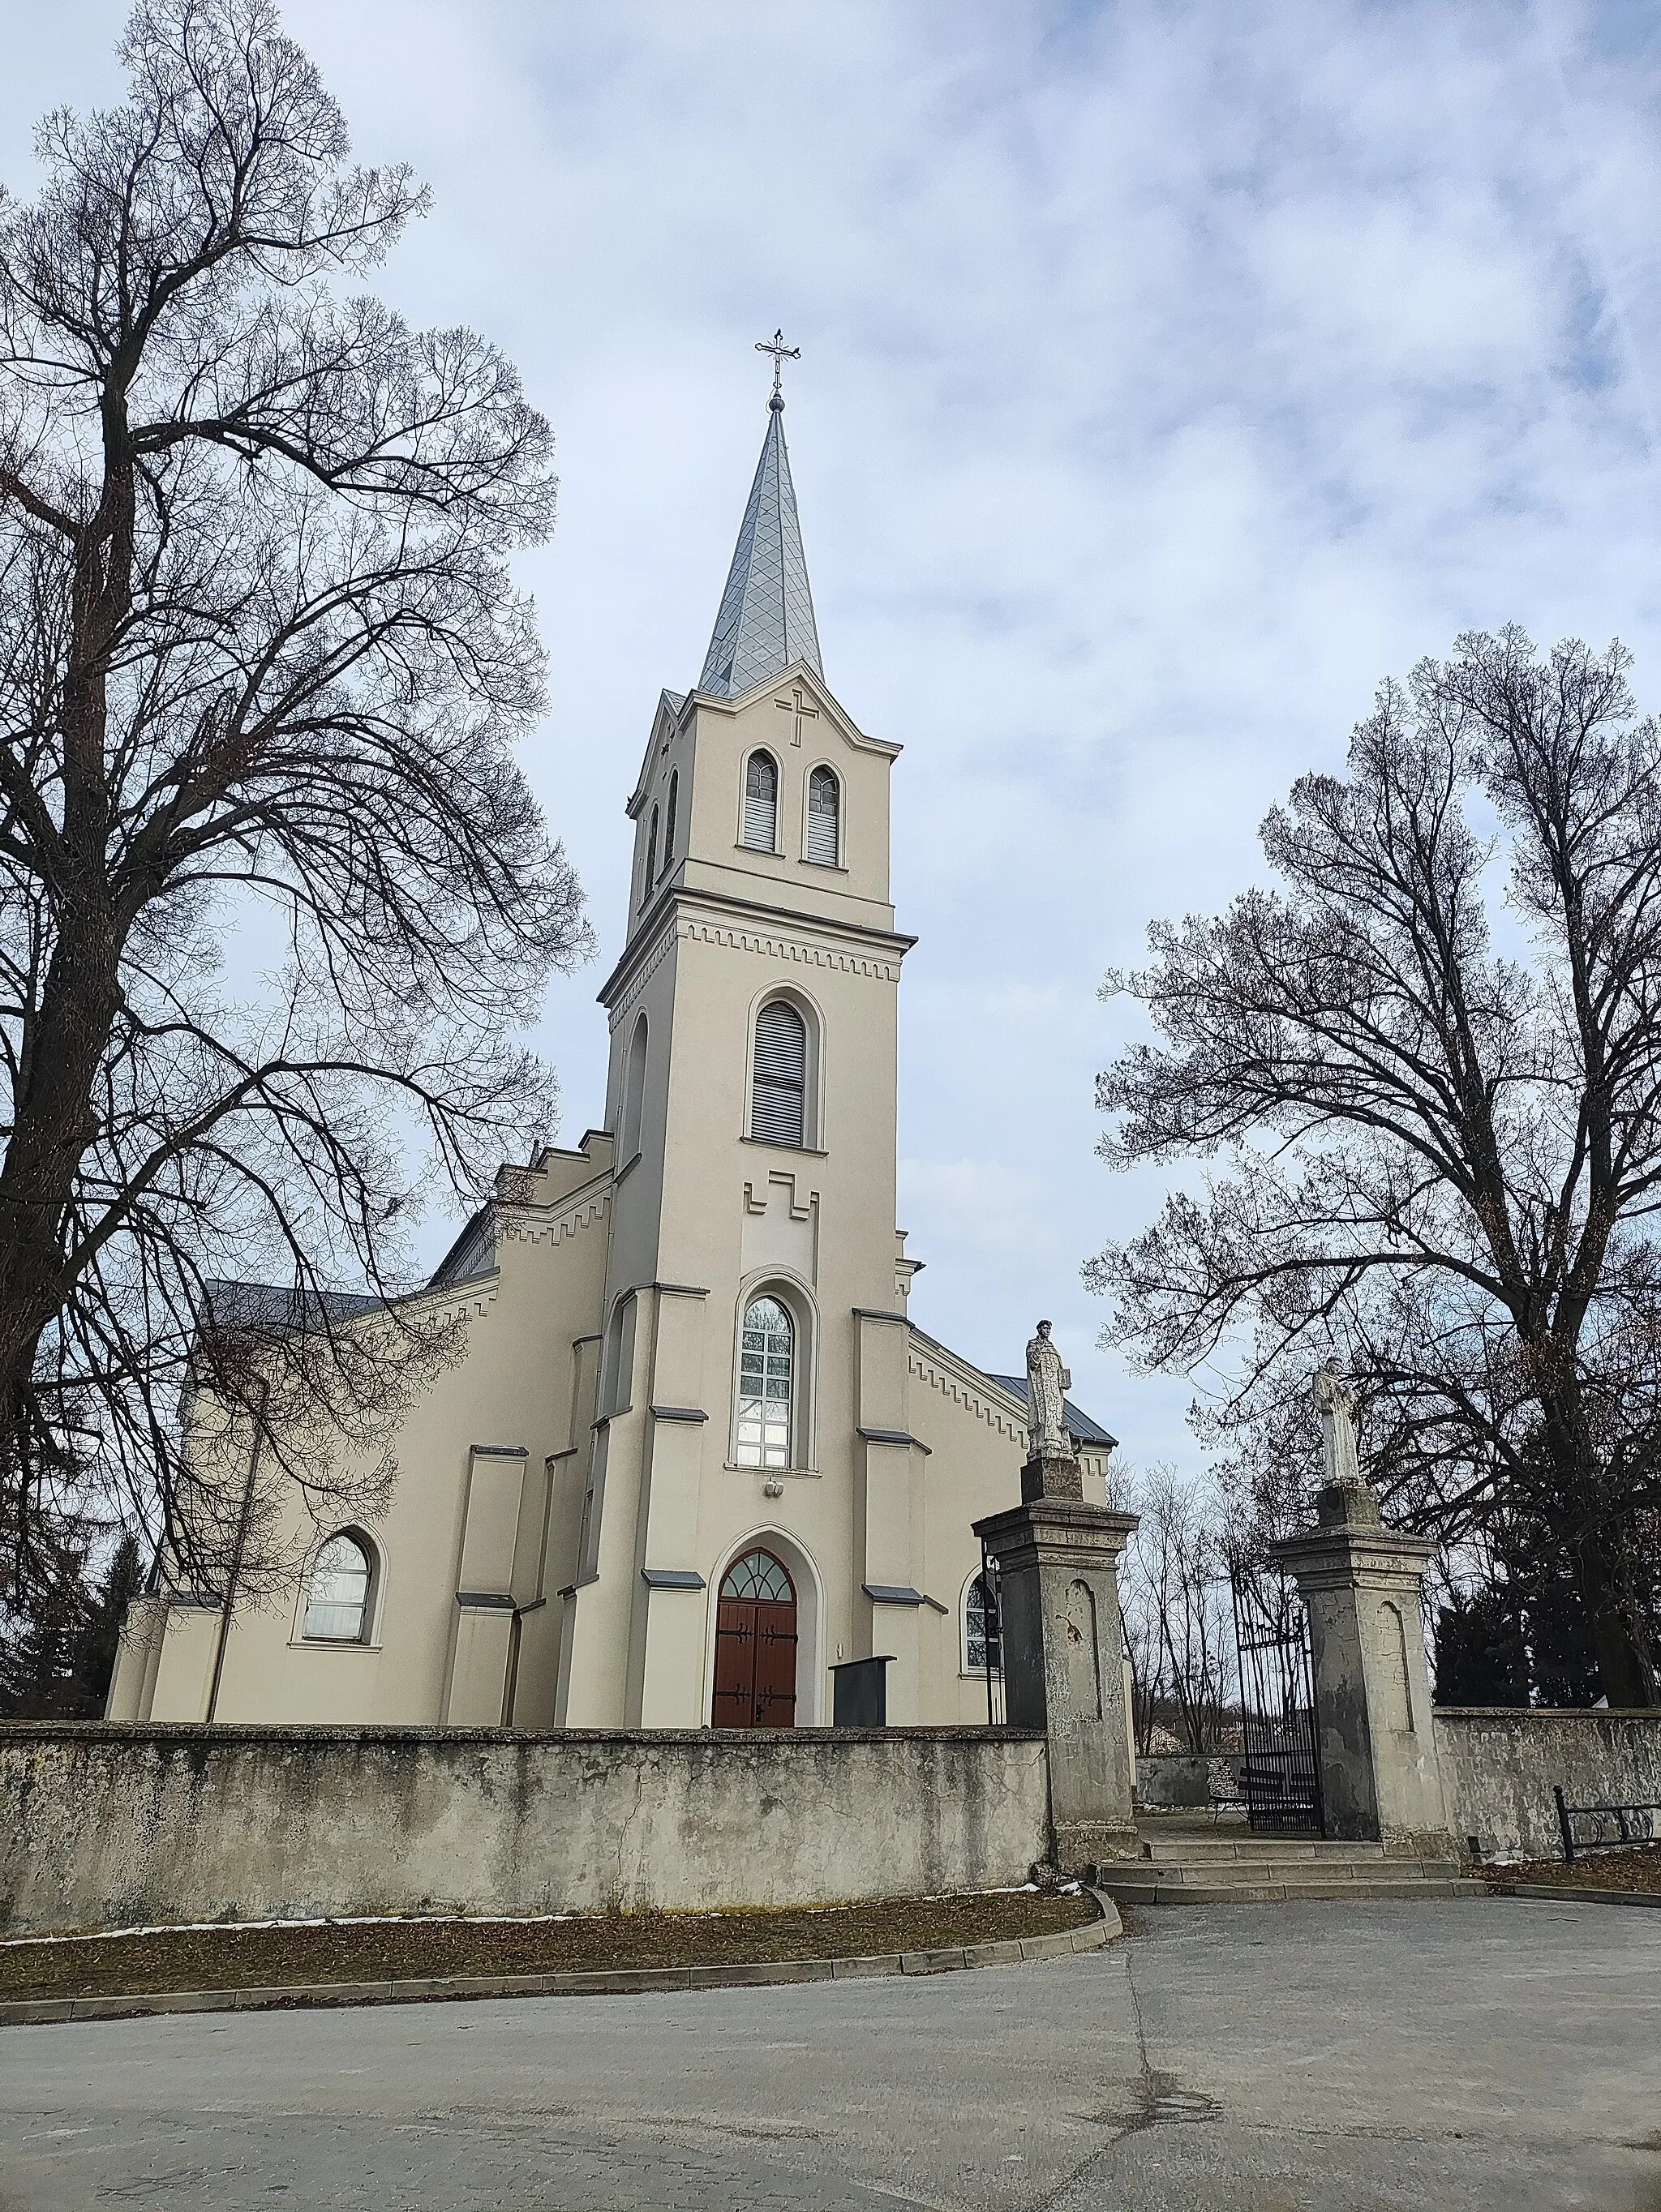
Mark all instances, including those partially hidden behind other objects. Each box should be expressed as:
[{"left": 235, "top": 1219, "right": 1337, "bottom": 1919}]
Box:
[{"left": 109, "top": 371, "right": 1114, "bottom": 1734}]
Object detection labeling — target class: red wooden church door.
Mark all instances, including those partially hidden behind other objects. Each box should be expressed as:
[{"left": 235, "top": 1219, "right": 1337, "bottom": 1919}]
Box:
[{"left": 712, "top": 1549, "right": 797, "bottom": 1727}]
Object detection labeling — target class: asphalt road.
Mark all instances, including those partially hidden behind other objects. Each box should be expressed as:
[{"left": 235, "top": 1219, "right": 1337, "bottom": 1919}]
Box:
[{"left": 2, "top": 1897, "right": 1658, "bottom": 2210}]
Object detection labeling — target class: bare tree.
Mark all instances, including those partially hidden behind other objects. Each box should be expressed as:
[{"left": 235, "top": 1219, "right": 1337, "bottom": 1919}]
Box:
[
  {"left": 1090, "top": 629, "right": 1661, "bottom": 1709},
  {"left": 0, "top": 0, "right": 589, "bottom": 1604},
  {"left": 1114, "top": 1464, "right": 1237, "bottom": 1754}
]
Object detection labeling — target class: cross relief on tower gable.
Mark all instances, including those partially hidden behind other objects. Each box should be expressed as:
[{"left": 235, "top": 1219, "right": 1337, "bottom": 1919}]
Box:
[{"left": 774, "top": 684, "right": 820, "bottom": 746}]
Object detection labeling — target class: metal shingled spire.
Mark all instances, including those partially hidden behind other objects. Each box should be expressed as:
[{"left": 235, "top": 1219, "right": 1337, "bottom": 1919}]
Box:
[{"left": 698, "top": 333, "right": 823, "bottom": 697}]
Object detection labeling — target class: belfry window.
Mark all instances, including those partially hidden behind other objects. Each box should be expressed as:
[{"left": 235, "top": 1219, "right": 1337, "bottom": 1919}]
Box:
[
  {"left": 744, "top": 751, "right": 779, "bottom": 851},
  {"left": 303, "top": 1533, "right": 373, "bottom": 1643},
  {"left": 661, "top": 771, "right": 678, "bottom": 878},
  {"left": 736, "top": 1296, "right": 793, "bottom": 1468},
  {"left": 751, "top": 999, "right": 807, "bottom": 1147},
  {"left": 642, "top": 804, "right": 659, "bottom": 907},
  {"left": 806, "top": 765, "right": 839, "bottom": 865}
]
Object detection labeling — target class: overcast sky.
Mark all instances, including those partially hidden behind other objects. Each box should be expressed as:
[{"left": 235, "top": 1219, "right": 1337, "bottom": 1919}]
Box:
[{"left": 6, "top": 1, "right": 1660, "bottom": 1474}]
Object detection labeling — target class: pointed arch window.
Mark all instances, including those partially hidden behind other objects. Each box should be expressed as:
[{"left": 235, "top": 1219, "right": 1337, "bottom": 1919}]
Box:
[
  {"left": 303, "top": 1533, "right": 374, "bottom": 1643},
  {"left": 642, "top": 804, "right": 659, "bottom": 908},
  {"left": 751, "top": 998, "right": 807, "bottom": 1147},
  {"left": 736, "top": 1296, "right": 793, "bottom": 1467},
  {"left": 744, "top": 751, "right": 779, "bottom": 851},
  {"left": 661, "top": 770, "right": 678, "bottom": 878},
  {"left": 806, "top": 765, "right": 840, "bottom": 866}
]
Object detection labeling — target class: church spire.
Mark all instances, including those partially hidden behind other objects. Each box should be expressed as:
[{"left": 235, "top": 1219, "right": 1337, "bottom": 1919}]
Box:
[{"left": 697, "top": 333, "right": 823, "bottom": 699}]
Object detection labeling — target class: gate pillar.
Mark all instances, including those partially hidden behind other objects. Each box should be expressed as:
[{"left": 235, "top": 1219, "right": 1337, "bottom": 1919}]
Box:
[
  {"left": 973, "top": 1495, "right": 1140, "bottom": 1869},
  {"left": 1273, "top": 1481, "right": 1453, "bottom": 1854}
]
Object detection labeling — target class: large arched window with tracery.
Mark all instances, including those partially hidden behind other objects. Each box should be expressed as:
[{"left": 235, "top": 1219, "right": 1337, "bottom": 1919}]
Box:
[
  {"left": 303, "top": 1532, "right": 374, "bottom": 1642},
  {"left": 736, "top": 1294, "right": 793, "bottom": 1467},
  {"left": 965, "top": 1571, "right": 1002, "bottom": 1674}
]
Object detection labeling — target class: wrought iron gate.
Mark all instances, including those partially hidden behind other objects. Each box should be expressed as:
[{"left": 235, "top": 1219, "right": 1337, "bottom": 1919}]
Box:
[
  {"left": 1230, "top": 1561, "right": 1324, "bottom": 1834},
  {"left": 976, "top": 1538, "right": 1006, "bottom": 1726}
]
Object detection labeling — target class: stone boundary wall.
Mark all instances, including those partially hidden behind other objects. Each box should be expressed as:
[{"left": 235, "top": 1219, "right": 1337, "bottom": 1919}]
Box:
[
  {"left": 0, "top": 1724, "right": 1050, "bottom": 1936},
  {"left": 1135, "top": 1752, "right": 1246, "bottom": 1810},
  {"left": 1432, "top": 1708, "right": 1661, "bottom": 1862}
]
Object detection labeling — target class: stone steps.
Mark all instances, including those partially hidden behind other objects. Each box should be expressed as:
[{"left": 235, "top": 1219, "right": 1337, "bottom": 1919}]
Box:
[
  {"left": 1140, "top": 1837, "right": 1392, "bottom": 1863},
  {"left": 1097, "top": 1872, "right": 1487, "bottom": 1905},
  {"left": 1090, "top": 1834, "right": 1487, "bottom": 1905},
  {"left": 1130, "top": 1857, "right": 1460, "bottom": 1884}
]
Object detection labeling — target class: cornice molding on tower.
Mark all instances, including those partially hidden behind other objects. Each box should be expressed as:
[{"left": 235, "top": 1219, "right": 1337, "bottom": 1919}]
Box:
[
  {"left": 600, "top": 891, "right": 913, "bottom": 1018},
  {"left": 679, "top": 917, "right": 903, "bottom": 985},
  {"left": 601, "top": 909, "right": 682, "bottom": 1025}
]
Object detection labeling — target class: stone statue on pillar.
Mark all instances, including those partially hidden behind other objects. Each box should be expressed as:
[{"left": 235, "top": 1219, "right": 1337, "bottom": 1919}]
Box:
[
  {"left": 974, "top": 1316, "right": 1140, "bottom": 1869},
  {"left": 1274, "top": 1361, "right": 1453, "bottom": 1854},
  {"left": 1314, "top": 1362, "right": 1359, "bottom": 1482},
  {"left": 1027, "top": 1321, "right": 1071, "bottom": 1456},
  {"left": 1312, "top": 1362, "right": 1379, "bottom": 1527},
  {"left": 1022, "top": 1320, "right": 1082, "bottom": 1503}
]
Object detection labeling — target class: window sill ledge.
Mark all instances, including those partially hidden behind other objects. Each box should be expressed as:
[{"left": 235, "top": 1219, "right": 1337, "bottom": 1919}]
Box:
[
  {"left": 289, "top": 1640, "right": 382, "bottom": 1654},
  {"left": 725, "top": 1463, "right": 821, "bottom": 1478},
  {"left": 740, "top": 1136, "right": 827, "bottom": 1157}
]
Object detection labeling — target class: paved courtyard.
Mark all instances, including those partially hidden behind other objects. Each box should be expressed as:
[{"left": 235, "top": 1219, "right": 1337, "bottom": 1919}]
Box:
[{"left": 2, "top": 1897, "right": 1657, "bottom": 2211}]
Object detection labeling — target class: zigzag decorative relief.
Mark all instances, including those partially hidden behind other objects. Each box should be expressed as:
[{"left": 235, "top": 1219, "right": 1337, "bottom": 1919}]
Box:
[
  {"left": 908, "top": 1346, "right": 1032, "bottom": 1449},
  {"left": 610, "top": 912, "right": 903, "bottom": 1020},
  {"left": 608, "top": 920, "right": 680, "bottom": 1024},
  {"left": 680, "top": 918, "right": 902, "bottom": 983},
  {"left": 496, "top": 1185, "right": 612, "bottom": 1250}
]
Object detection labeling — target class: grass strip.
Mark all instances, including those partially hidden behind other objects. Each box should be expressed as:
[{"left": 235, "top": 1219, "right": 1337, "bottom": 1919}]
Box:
[
  {"left": 0, "top": 1888, "right": 1099, "bottom": 2001},
  {"left": 1483, "top": 1841, "right": 1661, "bottom": 1894}
]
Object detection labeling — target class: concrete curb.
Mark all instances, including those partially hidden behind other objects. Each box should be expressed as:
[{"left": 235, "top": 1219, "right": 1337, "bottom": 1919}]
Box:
[
  {"left": 1489, "top": 1881, "right": 1661, "bottom": 1908},
  {"left": 0, "top": 1894, "right": 1122, "bottom": 2027}
]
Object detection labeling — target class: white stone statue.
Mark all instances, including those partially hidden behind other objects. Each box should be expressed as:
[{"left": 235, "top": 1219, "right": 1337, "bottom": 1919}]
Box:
[
  {"left": 1313, "top": 1362, "right": 1362, "bottom": 1486},
  {"left": 1026, "top": 1319, "right": 1074, "bottom": 1461}
]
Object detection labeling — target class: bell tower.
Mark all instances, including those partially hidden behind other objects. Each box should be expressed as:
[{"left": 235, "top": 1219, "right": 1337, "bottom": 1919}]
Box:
[{"left": 555, "top": 349, "right": 924, "bottom": 1728}]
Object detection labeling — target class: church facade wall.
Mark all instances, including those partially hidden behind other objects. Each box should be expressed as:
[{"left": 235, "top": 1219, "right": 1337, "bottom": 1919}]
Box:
[
  {"left": 0, "top": 1723, "right": 1050, "bottom": 1936},
  {"left": 129, "top": 1138, "right": 617, "bottom": 1730},
  {"left": 117, "top": 397, "right": 1123, "bottom": 1749}
]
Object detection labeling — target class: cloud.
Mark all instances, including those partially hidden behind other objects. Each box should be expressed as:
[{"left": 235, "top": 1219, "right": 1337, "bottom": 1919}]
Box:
[{"left": 6, "top": 0, "right": 1659, "bottom": 1476}]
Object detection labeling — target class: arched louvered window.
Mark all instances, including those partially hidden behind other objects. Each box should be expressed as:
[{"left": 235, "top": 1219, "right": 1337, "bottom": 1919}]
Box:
[
  {"left": 661, "top": 770, "right": 678, "bottom": 878},
  {"left": 751, "top": 999, "right": 807, "bottom": 1147},
  {"left": 641, "top": 804, "right": 659, "bottom": 908},
  {"left": 807, "top": 765, "right": 839, "bottom": 865},
  {"left": 303, "top": 1533, "right": 373, "bottom": 1642},
  {"left": 744, "top": 751, "right": 779, "bottom": 851},
  {"left": 736, "top": 1297, "right": 794, "bottom": 1468}
]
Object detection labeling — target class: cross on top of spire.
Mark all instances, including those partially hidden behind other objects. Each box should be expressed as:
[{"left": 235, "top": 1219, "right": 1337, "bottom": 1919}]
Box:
[
  {"left": 755, "top": 328, "right": 800, "bottom": 410},
  {"left": 697, "top": 337, "right": 822, "bottom": 697}
]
